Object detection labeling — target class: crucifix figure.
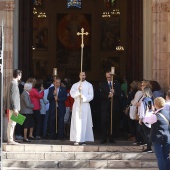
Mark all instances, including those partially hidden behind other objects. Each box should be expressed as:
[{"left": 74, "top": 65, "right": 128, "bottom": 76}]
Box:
[{"left": 77, "top": 28, "right": 89, "bottom": 118}]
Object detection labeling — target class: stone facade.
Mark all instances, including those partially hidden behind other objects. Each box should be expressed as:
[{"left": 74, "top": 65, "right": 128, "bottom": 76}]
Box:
[
  {"left": 0, "top": 0, "right": 14, "bottom": 97},
  {"left": 0, "top": 0, "right": 15, "bottom": 140},
  {"left": 152, "top": 0, "right": 170, "bottom": 90},
  {"left": 1, "top": 0, "right": 170, "bottom": 140}
]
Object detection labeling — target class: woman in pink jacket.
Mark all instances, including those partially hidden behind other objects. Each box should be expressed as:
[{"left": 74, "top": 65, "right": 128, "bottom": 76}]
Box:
[{"left": 29, "top": 79, "right": 44, "bottom": 139}]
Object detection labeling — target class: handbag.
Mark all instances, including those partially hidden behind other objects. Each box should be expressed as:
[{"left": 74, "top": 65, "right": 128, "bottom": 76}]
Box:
[
  {"left": 129, "top": 105, "right": 137, "bottom": 120},
  {"left": 158, "top": 113, "right": 169, "bottom": 125},
  {"left": 135, "top": 113, "right": 139, "bottom": 121}
]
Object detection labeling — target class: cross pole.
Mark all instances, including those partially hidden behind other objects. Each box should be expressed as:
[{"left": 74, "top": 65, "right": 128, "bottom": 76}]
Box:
[
  {"left": 77, "top": 28, "right": 89, "bottom": 76},
  {"left": 77, "top": 28, "right": 89, "bottom": 118}
]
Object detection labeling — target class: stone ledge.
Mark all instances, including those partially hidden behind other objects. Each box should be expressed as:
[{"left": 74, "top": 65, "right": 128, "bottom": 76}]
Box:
[
  {"left": 108, "top": 160, "right": 158, "bottom": 168},
  {"left": 2, "top": 143, "right": 143, "bottom": 153},
  {"left": 2, "top": 160, "right": 158, "bottom": 169},
  {"left": 3, "top": 168, "right": 159, "bottom": 170},
  {"left": 2, "top": 152, "right": 156, "bottom": 161}
]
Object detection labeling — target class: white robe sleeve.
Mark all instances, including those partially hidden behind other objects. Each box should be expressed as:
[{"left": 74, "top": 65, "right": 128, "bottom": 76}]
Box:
[
  {"left": 82, "top": 84, "right": 94, "bottom": 103},
  {"left": 70, "top": 84, "right": 80, "bottom": 99}
]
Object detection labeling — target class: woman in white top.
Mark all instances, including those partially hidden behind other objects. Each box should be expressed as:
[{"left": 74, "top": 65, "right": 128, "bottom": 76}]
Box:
[
  {"left": 130, "top": 82, "right": 143, "bottom": 144},
  {"left": 135, "top": 80, "right": 152, "bottom": 148},
  {"left": 139, "top": 87, "right": 153, "bottom": 153}
]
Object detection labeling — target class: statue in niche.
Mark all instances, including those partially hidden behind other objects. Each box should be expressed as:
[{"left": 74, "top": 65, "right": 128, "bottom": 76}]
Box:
[
  {"left": 104, "top": 0, "right": 116, "bottom": 8},
  {"left": 33, "top": 0, "right": 43, "bottom": 6}
]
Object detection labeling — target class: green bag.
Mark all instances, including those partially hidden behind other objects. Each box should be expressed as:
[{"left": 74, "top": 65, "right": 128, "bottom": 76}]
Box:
[{"left": 10, "top": 113, "right": 26, "bottom": 125}]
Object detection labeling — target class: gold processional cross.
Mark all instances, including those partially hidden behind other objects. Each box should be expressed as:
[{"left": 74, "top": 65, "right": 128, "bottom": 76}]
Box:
[
  {"left": 77, "top": 28, "right": 89, "bottom": 118},
  {"left": 77, "top": 28, "right": 89, "bottom": 74}
]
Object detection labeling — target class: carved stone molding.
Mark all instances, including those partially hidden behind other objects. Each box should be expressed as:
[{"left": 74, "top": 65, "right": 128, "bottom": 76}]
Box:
[
  {"left": 152, "top": 1, "right": 170, "bottom": 13},
  {"left": 166, "top": 1, "right": 170, "bottom": 12},
  {"left": 0, "top": 1, "right": 15, "bottom": 11},
  {"left": 5, "top": 1, "right": 15, "bottom": 11},
  {"left": 160, "top": 2, "right": 167, "bottom": 12},
  {"left": 152, "top": 2, "right": 161, "bottom": 13}
]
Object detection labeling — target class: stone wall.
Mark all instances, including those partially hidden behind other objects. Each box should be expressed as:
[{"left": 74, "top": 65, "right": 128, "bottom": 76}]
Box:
[
  {"left": 152, "top": 0, "right": 170, "bottom": 90},
  {"left": 0, "top": 0, "right": 15, "bottom": 140}
]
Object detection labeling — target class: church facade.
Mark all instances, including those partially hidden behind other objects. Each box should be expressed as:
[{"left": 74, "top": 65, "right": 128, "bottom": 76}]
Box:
[{"left": 0, "top": 0, "right": 170, "bottom": 114}]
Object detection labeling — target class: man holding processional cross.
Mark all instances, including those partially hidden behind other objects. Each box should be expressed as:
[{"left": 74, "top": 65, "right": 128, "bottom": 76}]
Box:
[
  {"left": 100, "top": 68, "right": 121, "bottom": 144},
  {"left": 70, "top": 28, "right": 94, "bottom": 145}
]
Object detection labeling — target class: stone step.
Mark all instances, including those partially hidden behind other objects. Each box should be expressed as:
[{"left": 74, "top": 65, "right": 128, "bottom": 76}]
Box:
[
  {"left": 2, "top": 152, "right": 156, "bottom": 161},
  {"left": 3, "top": 168, "right": 158, "bottom": 170},
  {"left": 2, "top": 160, "right": 158, "bottom": 169},
  {"left": 2, "top": 144, "right": 145, "bottom": 153}
]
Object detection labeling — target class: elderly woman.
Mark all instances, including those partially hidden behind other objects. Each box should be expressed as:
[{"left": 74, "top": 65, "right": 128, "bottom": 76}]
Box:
[
  {"left": 20, "top": 83, "right": 35, "bottom": 142},
  {"left": 146, "top": 97, "right": 170, "bottom": 170}
]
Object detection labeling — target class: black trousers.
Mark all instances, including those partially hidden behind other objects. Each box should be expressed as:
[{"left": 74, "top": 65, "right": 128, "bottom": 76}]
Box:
[
  {"left": 33, "top": 110, "right": 42, "bottom": 137},
  {"left": 101, "top": 103, "right": 117, "bottom": 140},
  {"left": 142, "top": 123, "right": 152, "bottom": 149},
  {"left": 49, "top": 108, "right": 65, "bottom": 138},
  {"left": 128, "top": 118, "right": 136, "bottom": 137}
]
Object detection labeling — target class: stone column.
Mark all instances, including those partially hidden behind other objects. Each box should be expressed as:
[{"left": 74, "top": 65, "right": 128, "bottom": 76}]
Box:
[
  {"left": 13, "top": 0, "right": 19, "bottom": 69},
  {"left": 0, "top": 0, "right": 15, "bottom": 141},
  {"left": 143, "top": 0, "right": 152, "bottom": 80},
  {"left": 152, "top": 0, "right": 170, "bottom": 90}
]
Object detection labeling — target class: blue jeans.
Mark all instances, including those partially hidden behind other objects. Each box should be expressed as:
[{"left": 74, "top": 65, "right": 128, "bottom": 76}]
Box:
[{"left": 153, "top": 142, "right": 170, "bottom": 170}]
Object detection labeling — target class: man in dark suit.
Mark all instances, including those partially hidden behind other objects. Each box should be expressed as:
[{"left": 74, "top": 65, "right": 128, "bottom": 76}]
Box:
[
  {"left": 99, "top": 71, "right": 121, "bottom": 144},
  {"left": 47, "top": 77, "right": 67, "bottom": 140}
]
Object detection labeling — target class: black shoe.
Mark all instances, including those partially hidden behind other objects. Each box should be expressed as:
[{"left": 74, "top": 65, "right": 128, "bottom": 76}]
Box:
[
  {"left": 28, "top": 137, "right": 36, "bottom": 140},
  {"left": 133, "top": 141, "right": 140, "bottom": 145},
  {"left": 58, "top": 137, "right": 65, "bottom": 141},
  {"left": 100, "top": 139, "right": 107, "bottom": 144},
  {"left": 142, "top": 148, "right": 153, "bottom": 153},
  {"left": 140, "top": 142, "right": 147, "bottom": 146},
  {"left": 23, "top": 139, "right": 31, "bottom": 142},
  {"left": 109, "top": 138, "right": 116, "bottom": 143},
  {"left": 80, "top": 142, "right": 86, "bottom": 146},
  {"left": 49, "top": 136, "right": 56, "bottom": 140}
]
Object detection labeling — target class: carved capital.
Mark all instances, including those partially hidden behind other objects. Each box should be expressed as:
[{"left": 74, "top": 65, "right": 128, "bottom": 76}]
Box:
[
  {"left": 160, "top": 2, "right": 167, "bottom": 12},
  {"left": 5, "top": 1, "right": 15, "bottom": 11},
  {"left": 152, "top": 2, "right": 161, "bottom": 13},
  {"left": 153, "top": 1, "right": 170, "bottom": 13},
  {"left": 166, "top": 1, "right": 170, "bottom": 12}
]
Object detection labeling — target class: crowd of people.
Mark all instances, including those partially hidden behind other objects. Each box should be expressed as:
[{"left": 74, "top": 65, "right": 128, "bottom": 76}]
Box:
[
  {"left": 6, "top": 69, "right": 170, "bottom": 169},
  {"left": 7, "top": 70, "right": 74, "bottom": 143},
  {"left": 122, "top": 80, "right": 170, "bottom": 169}
]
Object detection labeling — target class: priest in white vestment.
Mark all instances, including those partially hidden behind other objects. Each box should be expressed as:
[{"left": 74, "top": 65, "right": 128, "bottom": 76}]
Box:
[{"left": 70, "top": 72, "right": 94, "bottom": 145}]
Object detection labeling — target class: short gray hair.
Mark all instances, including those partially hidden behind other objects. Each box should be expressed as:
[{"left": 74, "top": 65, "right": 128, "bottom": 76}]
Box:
[{"left": 24, "top": 83, "right": 32, "bottom": 91}]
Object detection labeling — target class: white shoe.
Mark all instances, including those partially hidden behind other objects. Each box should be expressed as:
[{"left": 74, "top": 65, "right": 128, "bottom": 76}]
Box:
[
  {"left": 74, "top": 142, "right": 79, "bottom": 145},
  {"left": 7, "top": 141, "right": 20, "bottom": 145}
]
